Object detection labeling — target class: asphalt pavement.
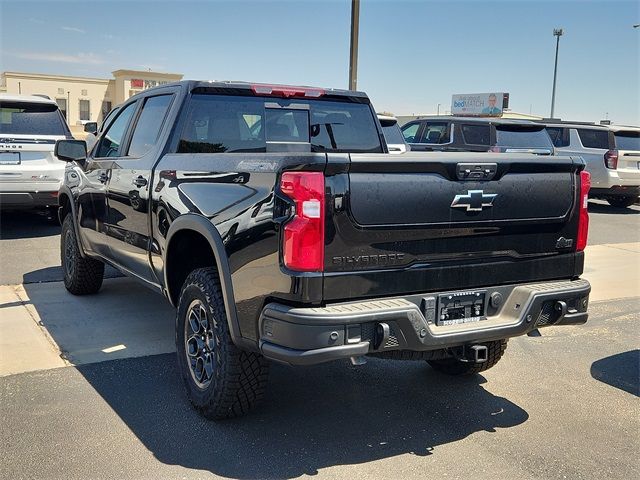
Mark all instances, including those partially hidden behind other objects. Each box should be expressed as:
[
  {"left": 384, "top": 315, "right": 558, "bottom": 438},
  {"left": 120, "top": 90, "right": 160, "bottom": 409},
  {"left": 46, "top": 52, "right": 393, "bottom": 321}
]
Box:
[{"left": 0, "top": 201, "right": 638, "bottom": 479}]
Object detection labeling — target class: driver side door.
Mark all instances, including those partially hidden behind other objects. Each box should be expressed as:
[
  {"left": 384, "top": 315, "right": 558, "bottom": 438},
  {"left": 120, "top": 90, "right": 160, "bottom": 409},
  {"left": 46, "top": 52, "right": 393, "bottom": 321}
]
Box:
[{"left": 80, "top": 100, "right": 138, "bottom": 258}]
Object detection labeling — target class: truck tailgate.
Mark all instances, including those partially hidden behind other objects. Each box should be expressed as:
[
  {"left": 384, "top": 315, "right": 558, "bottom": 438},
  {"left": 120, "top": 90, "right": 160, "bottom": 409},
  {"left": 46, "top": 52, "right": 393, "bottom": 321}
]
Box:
[{"left": 323, "top": 152, "right": 584, "bottom": 302}]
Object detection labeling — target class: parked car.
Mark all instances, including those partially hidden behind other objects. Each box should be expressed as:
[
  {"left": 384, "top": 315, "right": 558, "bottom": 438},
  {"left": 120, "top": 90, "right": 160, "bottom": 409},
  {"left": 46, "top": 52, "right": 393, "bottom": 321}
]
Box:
[
  {"left": 401, "top": 116, "right": 554, "bottom": 155},
  {"left": 541, "top": 121, "right": 640, "bottom": 208},
  {"left": 0, "top": 94, "right": 72, "bottom": 217},
  {"left": 377, "top": 114, "right": 409, "bottom": 153},
  {"left": 55, "top": 81, "right": 591, "bottom": 419}
]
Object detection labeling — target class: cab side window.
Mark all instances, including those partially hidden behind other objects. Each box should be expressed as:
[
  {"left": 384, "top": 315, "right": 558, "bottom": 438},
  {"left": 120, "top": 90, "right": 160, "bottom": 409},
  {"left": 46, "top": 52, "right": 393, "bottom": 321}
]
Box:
[
  {"left": 127, "top": 95, "right": 174, "bottom": 157},
  {"left": 95, "top": 102, "right": 136, "bottom": 158}
]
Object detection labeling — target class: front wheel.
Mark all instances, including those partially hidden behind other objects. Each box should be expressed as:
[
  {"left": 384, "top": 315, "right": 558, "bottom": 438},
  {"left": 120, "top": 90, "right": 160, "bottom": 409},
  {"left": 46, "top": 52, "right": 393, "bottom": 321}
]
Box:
[
  {"left": 606, "top": 196, "right": 637, "bottom": 208},
  {"left": 427, "top": 339, "right": 508, "bottom": 375},
  {"left": 176, "top": 267, "right": 269, "bottom": 420},
  {"left": 61, "top": 214, "right": 104, "bottom": 295}
]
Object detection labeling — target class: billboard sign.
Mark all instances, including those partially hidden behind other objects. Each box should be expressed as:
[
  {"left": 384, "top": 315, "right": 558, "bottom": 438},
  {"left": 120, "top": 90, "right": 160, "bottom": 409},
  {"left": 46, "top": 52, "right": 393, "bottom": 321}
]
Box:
[{"left": 451, "top": 92, "right": 508, "bottom": 116}]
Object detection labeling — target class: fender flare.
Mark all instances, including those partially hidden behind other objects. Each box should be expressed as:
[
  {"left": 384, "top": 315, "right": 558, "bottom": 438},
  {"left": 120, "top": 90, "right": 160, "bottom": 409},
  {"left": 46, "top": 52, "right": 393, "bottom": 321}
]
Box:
[
  {"left": 164, "top": 214, "right": 254, "bottom": 351},
  {"left": 58, "top": 185, "right": 86, "bottom": 258}
]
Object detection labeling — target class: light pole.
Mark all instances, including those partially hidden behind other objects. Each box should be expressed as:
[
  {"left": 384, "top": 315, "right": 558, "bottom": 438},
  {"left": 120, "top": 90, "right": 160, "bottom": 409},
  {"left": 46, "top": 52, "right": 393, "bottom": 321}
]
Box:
[
  {"left": 437, "top": 103, "right": 441, "bottom": 115},
  {"left": 550, "top": 28, "right": 563, "bottom": 118},
  {"left": 349, "top": 0, "right": 360, "bottom": 91}
]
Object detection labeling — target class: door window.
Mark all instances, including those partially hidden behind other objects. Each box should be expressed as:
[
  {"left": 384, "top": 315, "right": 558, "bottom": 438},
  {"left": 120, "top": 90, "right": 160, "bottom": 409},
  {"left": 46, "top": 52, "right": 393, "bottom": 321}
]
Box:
[
  {"left": 127, "top": 95, "right": 173, "bottom": 157},
  {"left": 418, "top": 122, "right": 449, "bottom": 144},
  {"left": 401, "top": 123, "right": 419, "bottom": 143},
  {"left": 95, "top": 102, "right": 136, "bottom": 158},
  {"left": 546, "top": 127, "right": 569, "bottom": 147},
  {"left": 461, "top": 124, "right": 490, "bottom": 146}
]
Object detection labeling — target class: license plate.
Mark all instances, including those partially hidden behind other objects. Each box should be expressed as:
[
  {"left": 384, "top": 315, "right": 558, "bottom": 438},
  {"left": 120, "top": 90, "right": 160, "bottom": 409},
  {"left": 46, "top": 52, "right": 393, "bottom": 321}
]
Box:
[
  {"left": 0, "top": 152, "right": 21, "bottom": 165},
  {"left": 436, "top": 290, "right": 487, "bottom": 326}
]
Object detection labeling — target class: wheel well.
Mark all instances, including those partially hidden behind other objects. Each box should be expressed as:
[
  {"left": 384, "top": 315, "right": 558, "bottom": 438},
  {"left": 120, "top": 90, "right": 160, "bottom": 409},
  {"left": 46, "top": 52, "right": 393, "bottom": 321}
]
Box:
[{"left": 166, "top": 229, "right": 217, "bottom": 305}]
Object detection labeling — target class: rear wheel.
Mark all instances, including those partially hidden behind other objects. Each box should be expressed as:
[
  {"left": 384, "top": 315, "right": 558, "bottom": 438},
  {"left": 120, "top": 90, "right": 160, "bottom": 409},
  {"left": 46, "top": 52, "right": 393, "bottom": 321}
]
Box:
[
  {"left": 427, "top": 340, "right": 508, "bottom": 375},
  {"left": 606, "top": 196, "right": 637, "bottom": 208},
  {"left": 176, "top": 267, "right": 269, "bottom": 420},
  {"left": 61, "top": 214, "right": 104, "bottom": 295}
]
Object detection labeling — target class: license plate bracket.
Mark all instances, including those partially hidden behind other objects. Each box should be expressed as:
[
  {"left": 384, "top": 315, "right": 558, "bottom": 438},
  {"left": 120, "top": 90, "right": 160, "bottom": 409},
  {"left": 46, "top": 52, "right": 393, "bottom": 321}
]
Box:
[
  {"left": 0, "top": 152, "right": 21, "bottom": 165},
  {"left": 437, "top": 290, "right": 487, "bottom": 326}
]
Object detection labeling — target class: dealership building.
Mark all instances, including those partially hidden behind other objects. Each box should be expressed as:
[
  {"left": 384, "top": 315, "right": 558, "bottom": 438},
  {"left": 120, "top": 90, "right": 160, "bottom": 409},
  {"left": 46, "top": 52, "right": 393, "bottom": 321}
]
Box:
[{"left": 0, "top": 69, "right": 183, "bottom": 136}]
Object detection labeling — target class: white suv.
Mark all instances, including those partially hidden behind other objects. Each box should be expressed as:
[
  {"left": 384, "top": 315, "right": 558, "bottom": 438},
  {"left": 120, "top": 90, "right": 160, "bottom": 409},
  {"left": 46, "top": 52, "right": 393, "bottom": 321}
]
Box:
[
  {"left": 544, "top": 122, "right": 640, "bottom": 208},
  {"left": 0, "top": 94, "right": 72, "bottom": 215}
]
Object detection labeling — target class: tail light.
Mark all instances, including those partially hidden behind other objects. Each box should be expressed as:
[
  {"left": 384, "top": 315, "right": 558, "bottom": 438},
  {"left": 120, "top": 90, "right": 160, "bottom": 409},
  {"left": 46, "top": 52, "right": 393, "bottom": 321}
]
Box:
[
  {"left": 604, "top": 149, "right": 618, "bottom": 169},
  {"left": 576, "top": 170, "right": 591, "bottom": 252},
  {"left": 280, "top": 172, "right": 325, "bottom": 271}
]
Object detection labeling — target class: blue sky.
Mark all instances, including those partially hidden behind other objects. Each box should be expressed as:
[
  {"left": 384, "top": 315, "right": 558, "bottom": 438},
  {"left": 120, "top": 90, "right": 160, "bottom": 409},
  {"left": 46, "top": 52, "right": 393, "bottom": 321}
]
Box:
[{"left": 1, "top": 0, "right": 639, "bottom": 124}]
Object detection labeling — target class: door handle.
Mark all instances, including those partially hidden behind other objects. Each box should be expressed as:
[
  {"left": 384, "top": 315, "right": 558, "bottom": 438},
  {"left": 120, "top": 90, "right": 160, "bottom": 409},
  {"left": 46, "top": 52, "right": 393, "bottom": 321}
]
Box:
[
  {"left": 98, "top": 172, "right": 109, "bottom": 184},
  {"left": 133, "top": 176, "right": 148, "bottom": 187}
]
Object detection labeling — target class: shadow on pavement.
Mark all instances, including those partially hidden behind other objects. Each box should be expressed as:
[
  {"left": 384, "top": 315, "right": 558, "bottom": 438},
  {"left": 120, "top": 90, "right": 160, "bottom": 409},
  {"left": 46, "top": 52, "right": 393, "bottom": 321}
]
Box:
[
  {"left": 0, "top": 210, "right": 60, "bottom": 239},
  {"left": 22, "top": 265, "right": 122, "bottom": 285},
  {"left": 76, "top": 354, "right": 528, "bottom": 479},
  {"left": 587, "top": 201, "right": 639, "bottom": 215},
  {"left": 590, "top": 350, "right": 640, "bottom": 397}
]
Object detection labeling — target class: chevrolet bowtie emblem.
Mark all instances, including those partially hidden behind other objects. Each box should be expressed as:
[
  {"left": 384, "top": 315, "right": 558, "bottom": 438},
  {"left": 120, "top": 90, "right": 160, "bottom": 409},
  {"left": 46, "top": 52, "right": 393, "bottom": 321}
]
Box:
[{"left": 451, "top": 190, "right": 497, "bottom": 212}]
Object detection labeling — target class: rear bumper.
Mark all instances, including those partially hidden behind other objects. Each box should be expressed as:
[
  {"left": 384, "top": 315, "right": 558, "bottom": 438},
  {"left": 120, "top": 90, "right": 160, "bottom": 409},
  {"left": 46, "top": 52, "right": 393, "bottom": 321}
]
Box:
[
  {"left": 258, "top": 278, "right": 591, "bottom": 365},
  {"left": 0, "top": 191, "right": 59, "bottom": 208},
  {"left": 590, "top": 186, "right": 640, "bottom": 198}
]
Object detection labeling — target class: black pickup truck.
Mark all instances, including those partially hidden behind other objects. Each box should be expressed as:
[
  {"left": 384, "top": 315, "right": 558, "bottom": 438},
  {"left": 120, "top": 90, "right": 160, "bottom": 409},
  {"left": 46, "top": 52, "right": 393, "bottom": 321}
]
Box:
[{"left": 55, "top": 81, "right": 591, "bottom": 419}]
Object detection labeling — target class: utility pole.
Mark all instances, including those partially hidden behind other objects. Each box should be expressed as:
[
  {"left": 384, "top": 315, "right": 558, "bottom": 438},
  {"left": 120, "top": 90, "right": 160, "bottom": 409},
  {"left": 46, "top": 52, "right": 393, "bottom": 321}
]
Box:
[
  {"left": 550, "top": 28, "right": 563, "bottom": 118},
  {"left": 349, "top": 0, "right": 360, "bottom": 91}
]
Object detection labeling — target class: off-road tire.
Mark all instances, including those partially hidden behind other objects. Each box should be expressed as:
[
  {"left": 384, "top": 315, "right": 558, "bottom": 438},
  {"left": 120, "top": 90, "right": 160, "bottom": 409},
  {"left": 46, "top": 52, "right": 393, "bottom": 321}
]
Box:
[
  {"left": 606, "top": 196, "right": 637, "bottom": 208},
  {"left": 61, "top": 214, "right": 104, "bottom": 295},
  {"left": 176, "top": 267, "right": 269, "bottom": 420},
  {"left": 427, "top": 339, "right": 508, "bottom": 376}
]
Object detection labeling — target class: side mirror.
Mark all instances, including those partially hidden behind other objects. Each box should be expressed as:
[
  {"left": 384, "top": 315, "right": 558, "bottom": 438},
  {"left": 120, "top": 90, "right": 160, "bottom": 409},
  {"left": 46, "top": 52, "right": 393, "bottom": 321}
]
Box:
[
  {"left": 55, "top": 140, "right": 87, "bottom": 162},
  {"left": 83, "top": 122, "right": 98, "bottom": 134}
]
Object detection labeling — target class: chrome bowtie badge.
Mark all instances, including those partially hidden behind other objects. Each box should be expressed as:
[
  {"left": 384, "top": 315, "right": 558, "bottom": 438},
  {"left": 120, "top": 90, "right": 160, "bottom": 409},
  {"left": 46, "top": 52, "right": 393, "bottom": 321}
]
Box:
[{"left": 451, "top": 190, "right": 497, "bottom": 212}]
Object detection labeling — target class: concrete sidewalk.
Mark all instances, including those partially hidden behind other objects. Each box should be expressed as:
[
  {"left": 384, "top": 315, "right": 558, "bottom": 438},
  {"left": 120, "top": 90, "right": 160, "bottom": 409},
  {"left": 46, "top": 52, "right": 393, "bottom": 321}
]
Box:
[
  {"left": 1, "top": 278, "right": 174, "bottom": 377},
  {"left": 1, "top": 242, "right": 638, "bottom": 377}
]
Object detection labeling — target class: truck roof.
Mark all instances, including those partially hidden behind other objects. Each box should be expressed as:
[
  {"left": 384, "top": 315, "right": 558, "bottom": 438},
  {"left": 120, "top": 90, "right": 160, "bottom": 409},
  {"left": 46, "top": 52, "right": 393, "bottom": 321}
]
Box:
[{"left": 134, "top": 80, "right": 370, "bottom": 100}]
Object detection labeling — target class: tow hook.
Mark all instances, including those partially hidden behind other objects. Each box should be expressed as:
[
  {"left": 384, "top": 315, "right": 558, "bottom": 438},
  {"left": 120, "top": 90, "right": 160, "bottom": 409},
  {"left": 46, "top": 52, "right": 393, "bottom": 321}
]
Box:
[{"left": 453, "top": 344, "right": 488, "bottom": 363}]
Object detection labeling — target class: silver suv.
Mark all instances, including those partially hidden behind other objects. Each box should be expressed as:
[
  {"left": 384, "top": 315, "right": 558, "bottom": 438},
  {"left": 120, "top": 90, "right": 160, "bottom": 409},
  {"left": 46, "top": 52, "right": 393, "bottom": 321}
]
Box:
[{"left": 543, "top": 122, "right": 640, "bottom": 208}]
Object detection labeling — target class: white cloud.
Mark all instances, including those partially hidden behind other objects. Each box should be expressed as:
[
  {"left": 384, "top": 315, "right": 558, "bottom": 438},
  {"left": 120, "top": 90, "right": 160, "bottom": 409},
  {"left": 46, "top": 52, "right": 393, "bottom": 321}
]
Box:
[
  {"left": 101, "top": 34, "right": 117, "bottom": 40},
  {"left": 61, "top": 26, "right": 86, "bottom": 34},
  {"left": 29, "top": 18, "right": 45, "bottom": 24},
  {"left": 10, "top": 51, "right": 105, "bottom": 65}
]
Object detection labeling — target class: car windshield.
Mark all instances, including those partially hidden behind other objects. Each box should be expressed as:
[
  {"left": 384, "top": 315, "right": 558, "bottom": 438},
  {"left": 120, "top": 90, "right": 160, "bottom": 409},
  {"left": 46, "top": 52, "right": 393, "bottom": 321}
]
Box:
[
  {"left": 614, "top": 131, "right": 640, "bottom": 151},
  {"left": 381, "top": 123, "right": 405, "bottom": 145},
  {"left": 0, "top": 101, "right": 68, "bottom": 136},
  {"left": 495, "top": 125, "right": 553, "bottom": 150}
]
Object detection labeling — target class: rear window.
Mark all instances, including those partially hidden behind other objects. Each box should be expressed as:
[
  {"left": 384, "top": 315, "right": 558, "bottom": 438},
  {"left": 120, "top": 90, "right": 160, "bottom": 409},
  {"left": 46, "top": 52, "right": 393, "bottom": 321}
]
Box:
[
  {"left": 178, "top": 94, "right": 382, "bottom": 153},
  {"left": 577, "top": 128, "right": 609, "bottom": 149},
  {"left": 0, "top": 101, "right": 68, "bottom": 136},
  {"left": 614, "top": 131, "right": 640, "bottom": 151},
  {"left": 495, "top": 126, "right": 553, "bottom": 149},
  {"left": 546, "top": 126, "right": 570, "bottom": 147},
  {"left": 381, "top": 123, "right": 405, "bottom": 145}
]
